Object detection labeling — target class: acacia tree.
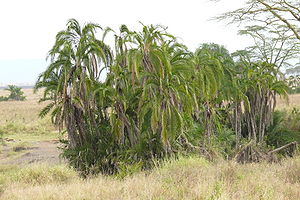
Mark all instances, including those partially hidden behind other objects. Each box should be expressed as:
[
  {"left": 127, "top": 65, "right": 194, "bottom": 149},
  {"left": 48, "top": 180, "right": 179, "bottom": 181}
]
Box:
[
  {"left": 215, "top": 0, "right": 300, "bottom": 41},
  {"left": 215, "top": 0, "right": 300, "bottom": 72},
  {"left": 238, "top": 25, "right": 300, "bottom": 69},
  {"left": 213, "top": 0, "right": 295, "bottom": 145}
]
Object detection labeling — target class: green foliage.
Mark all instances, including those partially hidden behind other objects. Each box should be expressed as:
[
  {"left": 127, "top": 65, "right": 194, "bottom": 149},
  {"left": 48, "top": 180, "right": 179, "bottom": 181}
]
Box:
[
  {"left": 60, "top": 122, "right": 167, "bottom": 176},
  {"left": 232, "top": 52, "right": 289, "bottom": 144},
  {"left": 116, "top": 161, "right": 143, "bottom": 179},
  {"left": 266, "top": 109, "right": 300, "bottom": 148},
  {"left": 36, "top": 19, "right": 290, "bottom": 176},
  {"left": 0, "top": 96, "right": 8, "bottom": 101},
  {"left": 0, "top": 85, "right": 26, "bottom": 101},
  {"left": 288, "top": 87, "right": 300, "bottom": 94},
  {"left": 0, "top": 164, "right": 77, "bottom": 187},
  {"left": 214, "top": 128, "right": 237, "bottom": 158},
  {"left": 287, "top": 75, "right": 300, "bottom": 94}
]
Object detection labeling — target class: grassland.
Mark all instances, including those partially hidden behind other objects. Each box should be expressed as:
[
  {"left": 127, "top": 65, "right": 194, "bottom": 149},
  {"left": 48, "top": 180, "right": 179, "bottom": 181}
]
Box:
[
  {"left": 0, "top": 156, "right": 299, "bottom": 200},
  {"left": 0, "top": 89, "right": 60, "bottom": 166},
  {"left": 0, "top": 89, "right": 57, "bottom": 140},
  {"left": 0, "top": 89, "right": 300, "bottom": 200},
  {"left": 276, "top": 94, "right": 300, "bottom": 110}
]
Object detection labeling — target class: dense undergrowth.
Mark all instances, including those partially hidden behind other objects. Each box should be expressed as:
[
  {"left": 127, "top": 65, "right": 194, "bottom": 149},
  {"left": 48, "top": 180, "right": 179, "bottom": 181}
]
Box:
[{"left": 267, "top": 109, "right": 300, "bottom": 149}]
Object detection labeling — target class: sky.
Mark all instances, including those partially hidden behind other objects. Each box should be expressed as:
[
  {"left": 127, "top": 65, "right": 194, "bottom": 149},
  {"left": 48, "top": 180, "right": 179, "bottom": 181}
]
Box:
[{"left": 0, "top": 0, "right": 252, "bottom": 85}]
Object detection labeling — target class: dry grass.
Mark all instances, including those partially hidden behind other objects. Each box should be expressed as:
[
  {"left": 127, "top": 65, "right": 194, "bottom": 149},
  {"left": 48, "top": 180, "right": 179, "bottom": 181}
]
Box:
[
  {"left": 0, "top": 88, "right": 57, "bottom": 141},
  {"left": 0, "top": 156, "right": 299, "bottom": 200},
  {"left": 276, "top": 94, "right": 300, "bottom": 110},
  {"left": 0, "top": 89, "right": 300, "bottom": 199},
  {"left": 0, "top": 89, "right": 45, "bottom": 123}
]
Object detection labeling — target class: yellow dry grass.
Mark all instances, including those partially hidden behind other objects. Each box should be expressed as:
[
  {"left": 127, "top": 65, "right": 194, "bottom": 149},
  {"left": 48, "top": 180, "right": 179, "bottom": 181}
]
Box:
[
  {"left": 0, "top": 88, "right": 47, "bottom": 124},
  {"left": 0, "top": 89, "right": 300, "bottom": 200},
  {"left": 0, "top": 88, "right": 57, "bottom": 141},
  {"left": 0, "top": 156, "right": 299, "bottom": 200},
  {"left": 276, "top": 94, "right": 300, "bottom": 110}
]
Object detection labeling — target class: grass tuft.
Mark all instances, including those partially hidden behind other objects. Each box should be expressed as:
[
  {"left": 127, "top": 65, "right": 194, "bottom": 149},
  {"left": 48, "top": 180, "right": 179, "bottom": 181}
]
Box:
[{"left": 11, "top": 164, "right": 77, "bottom": 185}]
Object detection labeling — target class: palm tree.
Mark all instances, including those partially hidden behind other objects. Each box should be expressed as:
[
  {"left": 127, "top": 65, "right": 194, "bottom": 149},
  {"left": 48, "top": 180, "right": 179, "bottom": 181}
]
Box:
[
  {"left": 5, "top": 85, "right": 26, "bottom": 101},
  {"left": 191, "top": 44, "right": 234, "bottom": 138},
  {"left": 36, "top": 19, "right": 290, "bottom": 174},
  {"left": 110, "top": 24, "right": 195, "bottom": 152},
  {"left": 233, "top": 52, "right": 288, "bottom": 144},
  {"left": 36, "top": 19, "right": 112, "bottom": 149}
]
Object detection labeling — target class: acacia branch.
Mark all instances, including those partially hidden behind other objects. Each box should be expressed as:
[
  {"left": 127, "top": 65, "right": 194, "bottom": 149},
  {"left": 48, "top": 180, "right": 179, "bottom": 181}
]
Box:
[{"left": 256, "top": 0, "right": 300, "bottom": 41}]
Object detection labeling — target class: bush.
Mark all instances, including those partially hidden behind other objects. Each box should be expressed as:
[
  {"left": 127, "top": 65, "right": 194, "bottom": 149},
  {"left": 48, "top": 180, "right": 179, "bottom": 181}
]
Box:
[
  {"left": 61, "top": 126, "right": 167, "bottom": 176},
  {"left": 0, "top": 85, "right": 26, "bottom": 101},
  {"left": 288, "top": 87, "right": 300, "bottom": 94},
  {"left": 0, "top": 96, "right": 8, "bottom": 101},
  {"left": 266, "top": 109, "right": 300, "bottom": 149},
  {"left": 183, "top": 122, "right": 236, "bottom": 160}
]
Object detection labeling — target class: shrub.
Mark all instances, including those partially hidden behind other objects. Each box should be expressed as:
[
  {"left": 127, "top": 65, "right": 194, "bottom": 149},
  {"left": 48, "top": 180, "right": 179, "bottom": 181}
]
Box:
[
  {"left": 266, "top": 109, "right": 300, "bottom": 150},
  {"left": 6, "top": 85, "right": 26, "bottom": 101},
  {"left": 288, "top": 87, "right": 300, "bottom": 94},
  {"left": 61, "top": 125, "right": 167, "bottom": 176},
  {"left": 0, "top": 96, "right": 8, "bottom": 101},
  {"left": 0, "top": 85, "right": 26, "bottom": 101}
]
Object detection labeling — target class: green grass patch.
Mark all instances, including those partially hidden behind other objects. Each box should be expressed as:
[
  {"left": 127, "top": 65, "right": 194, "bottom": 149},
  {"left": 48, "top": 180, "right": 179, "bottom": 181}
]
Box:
[{"left": 0, "top": 164, "right": 77, "bottom": 187}]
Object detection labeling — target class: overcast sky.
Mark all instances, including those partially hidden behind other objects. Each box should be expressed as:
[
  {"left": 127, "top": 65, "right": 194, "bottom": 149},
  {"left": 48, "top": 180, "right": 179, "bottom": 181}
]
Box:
[{"left": 0, "top": 0, "right": 252, "bottom": 85}]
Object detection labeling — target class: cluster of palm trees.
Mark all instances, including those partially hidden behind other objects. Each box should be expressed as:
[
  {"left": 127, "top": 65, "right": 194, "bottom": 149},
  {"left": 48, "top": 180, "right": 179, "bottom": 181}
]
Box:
[{"left": 35, "top": 19, "right": 288, "bottom": 174}]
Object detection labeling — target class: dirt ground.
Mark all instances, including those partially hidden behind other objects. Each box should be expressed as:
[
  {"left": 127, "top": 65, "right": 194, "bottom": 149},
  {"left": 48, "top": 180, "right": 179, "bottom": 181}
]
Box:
[
  {"left": 0, "top": 88, "right": 63, "bottom": 166},
  {"left": 0, "top": 139, "right": 64, "bottom": 165}
]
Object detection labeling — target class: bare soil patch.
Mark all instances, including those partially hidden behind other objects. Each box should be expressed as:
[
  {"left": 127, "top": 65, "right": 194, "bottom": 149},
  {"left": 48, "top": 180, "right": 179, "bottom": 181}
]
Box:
[{"left": 0, "top": 139, "right": 64, "bottom": 165}]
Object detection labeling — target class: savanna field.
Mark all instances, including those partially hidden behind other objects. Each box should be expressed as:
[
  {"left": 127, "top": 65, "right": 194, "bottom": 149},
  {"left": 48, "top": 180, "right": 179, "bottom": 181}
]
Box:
[
  {"left": 0, "top": 89, "right": 299, "bottom": 200},
  {"left": 1, "top": 0, "right": 300, "bottom": 199}
]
